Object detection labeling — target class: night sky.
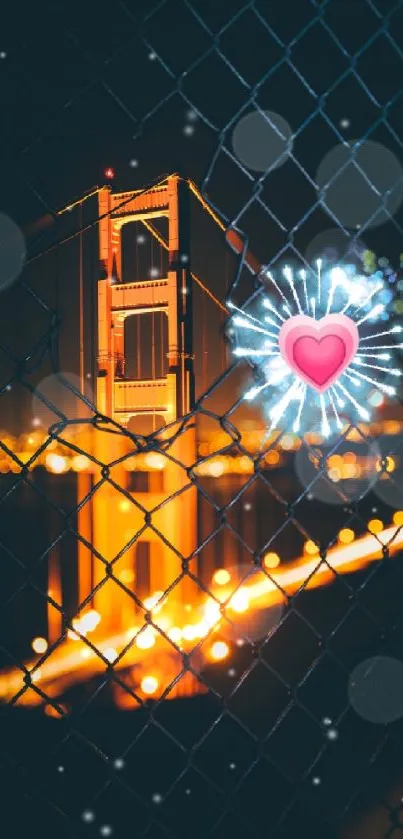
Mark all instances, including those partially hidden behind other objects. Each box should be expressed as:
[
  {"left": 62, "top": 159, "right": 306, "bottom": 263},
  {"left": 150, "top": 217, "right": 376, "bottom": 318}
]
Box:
[{"left": 1, "top": 0, "right": 403, "bottom": 435}]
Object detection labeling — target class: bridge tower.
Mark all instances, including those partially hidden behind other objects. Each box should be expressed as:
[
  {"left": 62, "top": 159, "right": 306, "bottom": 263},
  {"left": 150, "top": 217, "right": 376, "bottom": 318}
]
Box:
[{"left": 77, "top": 175, "right": 197, "bottom": 635}]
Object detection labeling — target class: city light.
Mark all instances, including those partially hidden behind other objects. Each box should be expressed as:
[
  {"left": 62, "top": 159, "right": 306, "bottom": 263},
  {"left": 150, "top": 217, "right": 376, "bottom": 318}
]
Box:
[
  {"left": 229, "top": 590, "right": 249, "bottom": 613},
  {"left": 32, "top": 637, "right": 48, "bottom": 654},
  {"left": 144, "top": 452, "right": 166, "bottom": 470},
  {"left": 167, "top": 627, "right": 182, "bottom": 643},
  {"left": 141, "top": 675, "right": 159, "bottom": 695},
  {"left": 119, "top": 569, "right": 135, "bottom": 584},
  {"left": 304, "top": 540, "right": 319, "bottom": 555},
  {"left": 31, "top": 669, "right": 42, "bottom": 683},
  {"left": 135, "top": 627, "right": 156, "bottom": 650},
  {"left": 368, "top": 519, "right": 384, "bottom": 534},
  {"left": 385, "top": 456, "right": 395, "bottom": 472},
  {"left": 71, "top": 455, "right": 90, "bottom": 471},
  {"left": 213, "top": 569, "right": 231, "bottom": 585},
  {"left": 208, "top": 460, "right": 225, "bottom": 477},
  {"left": 338, "top": 529, "right": 355, "bottom": 544},
  {"left": 182, "top": 625, "right": 197, "bottom": 641},
  {"left": 202, "top": 600, "right": 221, "bottom": 630},
  {"left": 0, "top": 424, "right": 401, "bottom": 477},
  {"left": 265, "top": 450, "right": 280, "bottom": 465},
  {"left": 80, "top": 611, "right": 101, "bottom": 632},
  {"left": 263, "top": 552, "right": 280, "bottom": 569},
  {"left": 143, "top": 592, "right": 164, "bottom": 612},
  {"left": 210, "top": 641, "right": 230, "bottom": 661},
  {"left": 45, "top": 453, "right": 69, "bottom": 474},
  {"left": 104, "top": 648, "right": 118, "bottom": 663},
  {"left": 119, "top": 499, "right": 131, "bottom": 512}
]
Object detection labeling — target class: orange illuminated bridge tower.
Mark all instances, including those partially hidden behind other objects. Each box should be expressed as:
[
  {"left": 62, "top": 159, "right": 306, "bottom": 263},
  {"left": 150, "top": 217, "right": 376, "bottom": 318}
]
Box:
[{"left": 74, "top": 175, "right": 197, "bottom": 638}]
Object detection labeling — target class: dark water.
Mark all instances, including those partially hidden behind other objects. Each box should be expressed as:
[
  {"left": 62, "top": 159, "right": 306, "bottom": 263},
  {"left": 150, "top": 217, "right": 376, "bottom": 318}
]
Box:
[{"left": 1, "top": 463, "right": 403, "bottom": 838}]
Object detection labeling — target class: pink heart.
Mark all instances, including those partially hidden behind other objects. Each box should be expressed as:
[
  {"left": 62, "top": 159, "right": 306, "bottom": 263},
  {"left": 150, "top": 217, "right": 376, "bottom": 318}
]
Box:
[{"left": 278, "top": 314, "right": 359, "bottom": 392}]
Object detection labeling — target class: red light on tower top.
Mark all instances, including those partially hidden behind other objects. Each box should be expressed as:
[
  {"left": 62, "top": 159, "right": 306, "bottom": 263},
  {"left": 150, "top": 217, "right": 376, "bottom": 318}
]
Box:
[{"left": 104, "top": 167, "right": 115, "bottom": 180}]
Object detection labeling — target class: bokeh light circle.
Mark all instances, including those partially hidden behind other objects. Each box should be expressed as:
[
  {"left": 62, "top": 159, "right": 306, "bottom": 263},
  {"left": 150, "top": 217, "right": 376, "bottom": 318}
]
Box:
[
  {"left": 349, "top": 656, "right": 403, "bottom": 724},
  {"left": 205, "top": 563, "right": 285, "bottom": 645},
  {"left": 372, "top": 437, "right": 403, "bottom": 510},
  {"left": 305, "top": 228, "right": 367, "bottom": 269},
  {"left": 294, "top": 438, "right": 381, "bottom": 506},
  {"left": 316, "top": 140, "right": 403, "bottom": 229},
  {"left": 32, "top": 373, "right": 94, "bottom": 432},
  {"left": 0, "top": 214, "right": 26, "bottom": 291},
  {"left": 232, "top": 110, "right": 293, "bottom": 172}
]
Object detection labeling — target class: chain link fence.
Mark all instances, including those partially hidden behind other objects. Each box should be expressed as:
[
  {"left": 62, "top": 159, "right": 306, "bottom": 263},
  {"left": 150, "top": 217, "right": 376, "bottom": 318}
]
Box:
[{"left": 2, "top": 1, "right": 403, "bottom": 837}]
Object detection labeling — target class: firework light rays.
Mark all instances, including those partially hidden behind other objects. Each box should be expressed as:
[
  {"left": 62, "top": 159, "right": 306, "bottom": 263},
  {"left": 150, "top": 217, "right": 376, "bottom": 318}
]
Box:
[{"left": 228, "top": 262, "right": 402, "bottom": 438}]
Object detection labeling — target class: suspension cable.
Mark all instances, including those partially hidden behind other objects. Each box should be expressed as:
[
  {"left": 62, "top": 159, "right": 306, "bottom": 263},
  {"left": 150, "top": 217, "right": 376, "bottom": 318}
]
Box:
[
  {"left": 26, "top": 172, "right": 174, "bottom": 266},
  {"left": 26, "top": 174, "right": 230, "bottom": 315},
  {"left": 57, "top": 186, "right": 101, "bottom": 217},
  {"left": 140, "top": 219, "right": 228, "bottom": 314},
  {"left": 186, "top": 179, "right": 226, "bottom": 232}
]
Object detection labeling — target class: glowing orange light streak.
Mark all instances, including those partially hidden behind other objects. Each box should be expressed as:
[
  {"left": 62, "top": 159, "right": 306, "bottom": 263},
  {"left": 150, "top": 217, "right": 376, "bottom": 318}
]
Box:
[{"left": 0, "top": 525, "right": 401, "bottom": 705}]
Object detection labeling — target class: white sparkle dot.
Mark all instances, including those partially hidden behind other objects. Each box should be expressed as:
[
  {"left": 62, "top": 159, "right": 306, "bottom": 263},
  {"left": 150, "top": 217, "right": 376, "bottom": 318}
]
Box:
[
  {"left": 100, "top": 827, "right": 113, "bottom": 837},
  {"left": 228, "top": 668, "right": 236, "bottom": 677},
  {"left": 312, "top": 776, "right": 321, "bottom": 786},
  {"left": 82, "top": 810, "right": 95, "bottom": 823},
  {"left": 371, "top": 507, "right": 378, "bottom": 513},
  {"left": 5, "top": 384, "right": 11, "bottom": 391},
  {"left": 183, "top": 125, "right": 194, "bottom": 136},
  {"left": 185, "top": 788, "right": 191, "bottom": 795},
  {"left": 326, "top": 728, "right": 338, "bottom": 741},
  {"left": 113, "top": 758, "right": 125, "bottom": 770},
  {"left": 186, "top": 109, "right": 198, "bottom": 122},
  {"left": 86, "top": 373, "right": 91, "bottom": 379},
  {"left": 229, "top": 762, "right": 236, "bottom": 770},
  {"left": 180, "top": 253, "right": 189, "bottom": 263},
  {"left": 130, "top": 159, "right": 138, "bottom": 168},
  {"left": 0, "top": 52, "right": 7, "bottom": 59},
  {"left": 243, "top": 503, "right": 252, "bottom": 511},
  {"left": 340, "top": 118, "right": 350, "bottom": 129},
  {"left": 149, "top": 267, "right": 159, "bottom": 278},
  {"left": 149, "top": 51, "right": 157, "bottom": 60},
  {"left": 57, "top": 765, "right": 64, "bottom": 773},
  {"left": 322, "top": 717, "right": 332, "bottom": 726},
  {"left": 152, "top": 793, "right": 163, "bottom": 804},
  {"left": 236, "top": 638, "right": 245, "bottom": 647},
  {"left": 136, "top": 234, "right": 146, "bottom": 244}
]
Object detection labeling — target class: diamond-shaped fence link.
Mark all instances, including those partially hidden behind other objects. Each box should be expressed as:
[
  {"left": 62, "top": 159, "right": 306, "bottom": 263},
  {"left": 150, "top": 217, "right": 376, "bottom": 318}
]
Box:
[{"left": 1, "top": 1, "right": 403, "bottom": 837}]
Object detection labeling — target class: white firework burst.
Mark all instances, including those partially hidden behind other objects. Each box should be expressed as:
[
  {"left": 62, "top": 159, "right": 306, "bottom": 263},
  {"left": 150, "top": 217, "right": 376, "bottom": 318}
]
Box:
[{"left": 229, "top": 261, "right": 402, "bottom": 438}]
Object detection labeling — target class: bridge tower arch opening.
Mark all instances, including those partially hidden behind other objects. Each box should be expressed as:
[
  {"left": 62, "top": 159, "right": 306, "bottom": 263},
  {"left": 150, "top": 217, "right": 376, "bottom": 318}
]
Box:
[{"left": 123, "top": 311, "right": 168, "bottom": 383}]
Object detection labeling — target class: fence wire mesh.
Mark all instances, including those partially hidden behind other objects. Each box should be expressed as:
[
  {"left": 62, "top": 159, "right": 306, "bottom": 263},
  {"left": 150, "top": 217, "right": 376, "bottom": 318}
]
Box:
[{"left": 1, "top": 1, "right": 403, "bottom": 838}]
